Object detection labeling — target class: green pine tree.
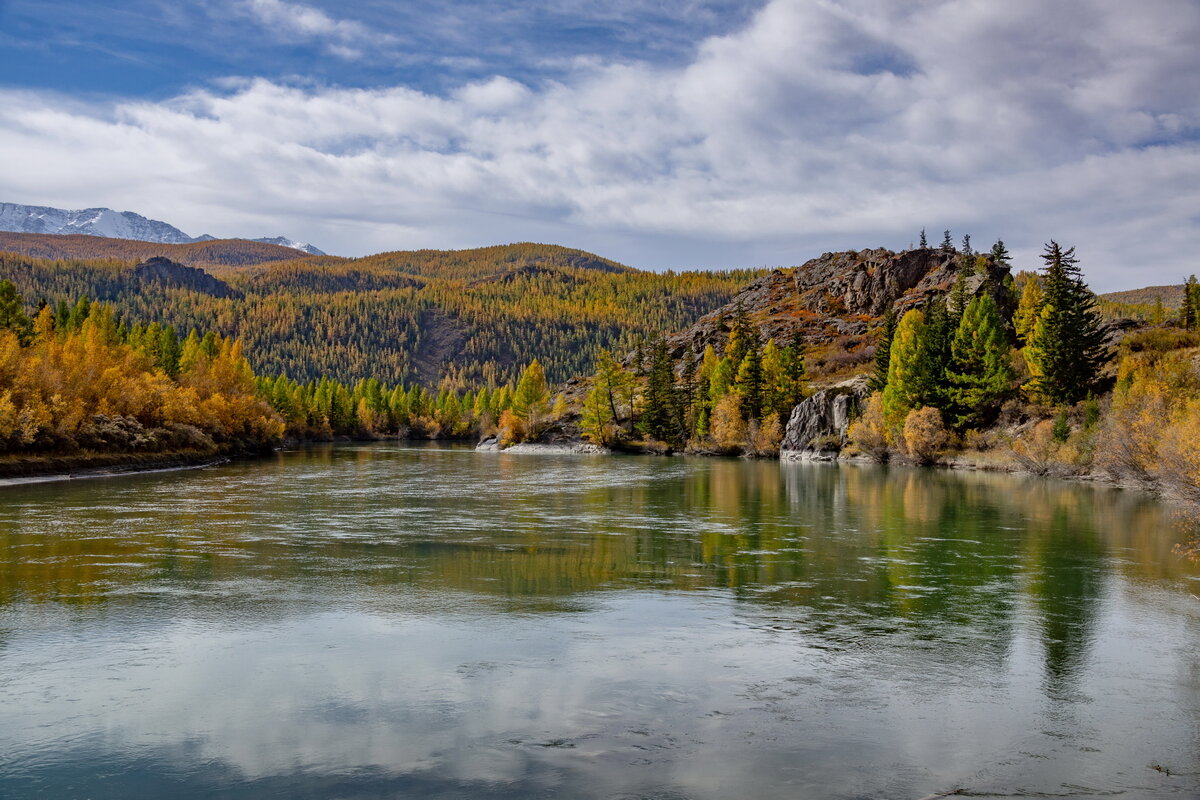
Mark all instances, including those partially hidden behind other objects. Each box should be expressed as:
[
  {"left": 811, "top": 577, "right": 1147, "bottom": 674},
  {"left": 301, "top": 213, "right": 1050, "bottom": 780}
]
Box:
[
  {"left": 922, "top": 297, "right": 955, "bottom": 409},
  {"left": 1025, "top": 242, "right": 1109, "bottom": 405},
  {"left": 735, "top": 343, "right": 764, "bottom": 422},
  {"left": 940, "top": 230, "right": 954, "bottom": 256},
  {"left": 1182, "top": 275, "right": 1199, "bottom": 330},
  {"left": 639, "top": 337, "right": 677, "bottom": 443},
  {"left": 868, "top": 308, "right": 897, "bottom": 393},
  {"left": 946, "top": 293, "right": 1014, "bottom": 429},
  {"left": 990, "top": 239, "right": 1011, "bottom": 265},
  {"left": 0, "top": 280, "right": 32, "bottom": 344}
]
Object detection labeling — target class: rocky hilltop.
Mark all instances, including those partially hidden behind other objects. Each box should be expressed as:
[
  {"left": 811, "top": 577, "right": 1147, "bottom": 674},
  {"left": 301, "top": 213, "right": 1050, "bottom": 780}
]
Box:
[
  {"left": 131, "top": 256, "right": 240, "bottom": 299},
  {"left": 665, "top": 246, "right": 1011, "bottom": 381}
]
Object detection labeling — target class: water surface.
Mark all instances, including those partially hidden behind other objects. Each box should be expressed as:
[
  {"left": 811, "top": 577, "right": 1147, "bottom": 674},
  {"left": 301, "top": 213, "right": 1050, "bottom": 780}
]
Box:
[{"left": 1, "top": 444, "right": 1198, "bottom": 799}]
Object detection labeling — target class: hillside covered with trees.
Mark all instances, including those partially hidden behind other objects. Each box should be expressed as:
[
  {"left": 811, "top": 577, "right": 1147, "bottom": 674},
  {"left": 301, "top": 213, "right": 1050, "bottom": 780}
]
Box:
[
  {"left": 0, "top": 241, "right": 762, "bottom": 388},
  {"left": 0, "top": 278, "right": 567, "bottom": 473}
]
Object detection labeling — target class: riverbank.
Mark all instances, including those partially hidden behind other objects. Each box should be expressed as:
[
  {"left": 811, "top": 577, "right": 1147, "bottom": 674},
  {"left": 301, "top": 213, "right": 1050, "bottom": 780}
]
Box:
[{"left": 0, "top": 449, "right": 233, "bottom": 484}]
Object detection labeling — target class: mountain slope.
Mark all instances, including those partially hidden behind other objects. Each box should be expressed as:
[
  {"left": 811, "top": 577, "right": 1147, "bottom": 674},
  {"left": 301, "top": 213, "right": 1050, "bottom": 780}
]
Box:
[
  {"left": 0, "top": 201, "right": 325, "bottom": 255},
  {"left": 251, "top": 236, "right": 326, "bottom": 256},
  {"left": 0, "top": 240, "right": 762, "bottom": 386},
  {"left": 0, "top": 202, "right": 194, "bottom": 243},
  {"left": 0, "top": 232, "right": 327, "bottom": 268}
]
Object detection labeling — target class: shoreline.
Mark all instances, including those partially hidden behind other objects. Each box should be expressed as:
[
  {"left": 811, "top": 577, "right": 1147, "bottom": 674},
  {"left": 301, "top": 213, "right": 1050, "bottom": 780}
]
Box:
[
  {"left": 0, "top": 450, "right": 231, "bottom": 486},
  {"left": 0, "top": 438, "right": 1182, "bottom": 514}
]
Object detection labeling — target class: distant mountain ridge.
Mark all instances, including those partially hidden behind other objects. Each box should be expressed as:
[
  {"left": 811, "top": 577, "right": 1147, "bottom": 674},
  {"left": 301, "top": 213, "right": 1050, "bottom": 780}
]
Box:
[
  {"left": 0, "top": 231, "right": 324, "bottom": 269},
  {"left": 0, "top": 202, "right": 325, "bottom": 255}
]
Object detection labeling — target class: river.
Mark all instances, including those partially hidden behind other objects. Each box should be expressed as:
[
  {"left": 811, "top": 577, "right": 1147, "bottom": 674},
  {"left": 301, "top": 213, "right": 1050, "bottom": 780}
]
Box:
[{"left": 1, "top": 443, "right": 1197, "bottom": 799}]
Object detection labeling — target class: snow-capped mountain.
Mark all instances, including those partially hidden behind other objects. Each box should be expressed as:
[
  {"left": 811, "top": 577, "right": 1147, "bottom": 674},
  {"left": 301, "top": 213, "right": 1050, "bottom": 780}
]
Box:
[
  {"left": 250, "top": 236, "right": 325, "bottom": 256},
  {"left": 0, "top": 202, "right": 195, "bottom": 244},
  {"left": 0, "top": 202, "right": 326, "bottom": 255}
]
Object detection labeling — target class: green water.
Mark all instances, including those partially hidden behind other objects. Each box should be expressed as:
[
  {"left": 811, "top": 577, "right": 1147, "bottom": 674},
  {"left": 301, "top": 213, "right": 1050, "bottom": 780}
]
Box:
[{"left": 0, "top": 443, "right": 1197, "bottom": 799}]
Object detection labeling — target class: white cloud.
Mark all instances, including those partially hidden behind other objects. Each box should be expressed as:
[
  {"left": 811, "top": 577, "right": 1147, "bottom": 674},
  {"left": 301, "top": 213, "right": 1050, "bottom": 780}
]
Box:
[
  {"left": 1, "top": 0, "right": 1198, "bottom": 290},
  {"left": 238, "top": 0, "right": 395, "bottom": 58}
]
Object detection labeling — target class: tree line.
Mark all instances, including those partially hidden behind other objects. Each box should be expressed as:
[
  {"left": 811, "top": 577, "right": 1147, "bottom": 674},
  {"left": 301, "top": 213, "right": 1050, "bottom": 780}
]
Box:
[{"left": 571, "top": 305, "right": 808, "bottom": 455}]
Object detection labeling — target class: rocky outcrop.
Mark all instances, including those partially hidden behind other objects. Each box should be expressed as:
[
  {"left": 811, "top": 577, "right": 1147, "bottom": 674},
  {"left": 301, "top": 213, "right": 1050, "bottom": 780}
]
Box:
[
  {"left": 780, "top": 377, "right": 870, "bottom": 461},
  {"left": 131, "top": 256, "right": 240, "bottom": 298},
  {"left": 665, "top": 247, "right": 1012, "bottom": 378},
  {"left": 474, "top": 435, "right": 609, "bottom": 455}
]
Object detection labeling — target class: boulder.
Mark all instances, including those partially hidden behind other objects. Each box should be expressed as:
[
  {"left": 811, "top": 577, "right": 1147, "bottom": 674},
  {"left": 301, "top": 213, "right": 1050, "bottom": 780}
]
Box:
[{"left": 780, "top": 376, "right": 870, "bottom": 461}]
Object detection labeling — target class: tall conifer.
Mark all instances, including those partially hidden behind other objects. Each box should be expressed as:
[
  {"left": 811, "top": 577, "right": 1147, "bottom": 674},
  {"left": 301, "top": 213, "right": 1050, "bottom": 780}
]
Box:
[
  {"left": 869, "top": 308, "right": 897, "bottom": 393},
  {"left": 947, "top": 294, "right": 1014, "bottom": 428},
  {"left": 1025, "top": 242, "right": 1108, "bottom": 404}
]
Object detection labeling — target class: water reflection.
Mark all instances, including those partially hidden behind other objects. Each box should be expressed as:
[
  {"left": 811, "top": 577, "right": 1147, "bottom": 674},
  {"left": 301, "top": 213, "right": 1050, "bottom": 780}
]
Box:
[{"left": 0, "top": 445, "right": 1197, "bottom": 799}]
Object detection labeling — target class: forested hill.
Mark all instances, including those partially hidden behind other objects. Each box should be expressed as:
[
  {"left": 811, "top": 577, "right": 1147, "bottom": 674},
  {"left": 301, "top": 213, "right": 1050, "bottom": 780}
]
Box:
[
  {"left": 0, "top": 240, "right": 762, "bottom": 387},
  {"left": 337, "top": 243, "right": 632, "bottom": 281}
]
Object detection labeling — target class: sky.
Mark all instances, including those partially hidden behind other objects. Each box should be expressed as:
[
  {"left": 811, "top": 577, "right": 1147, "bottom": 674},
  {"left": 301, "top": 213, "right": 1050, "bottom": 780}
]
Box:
[{"left": 0, "top": 0, "right": 1198, "bottom": 290}]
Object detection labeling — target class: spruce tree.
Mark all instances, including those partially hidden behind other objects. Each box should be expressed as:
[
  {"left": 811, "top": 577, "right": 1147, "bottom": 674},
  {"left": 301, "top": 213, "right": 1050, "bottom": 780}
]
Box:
[
  {"left": 639, "top": 337, "right": 677, "bottom": 443},
  {"left": 922, "top": 297, "right": 955, "bottom": 409},
  {"left": 1026, "top": 242, "right": 1108, "bottom": 405},
  {"left": 0, "top": 280, "right": 31, "bottom": 344},
  {"left": 159, "top": 326, "right": 181, "bottom": 376},
  {"left": 990, "top": 239, "right": 1011, "bottom": 265},
  {"left": 735, "top": 344, "right": 764, "bottom": 422},
  {"left": 961, "top": 234, "right": 972, "bottom": 257},
  {"left": 949, "top": 270, "right": 970, "bottom": 320},
  {"left": 940, "top": 230, "right": 954, "bottom": 256},
  {"left": 868, "top": 308, "right": 897, "bottom": 393},
  {"left": 947, "top": 293, "right": 1014, "bottom": 429},
  {"left": 919, "top": 228, "right": 928, "bottom": 249},
  {"left": 1182, "top": 275, "right": 1199, "bottom": 330},
  {"left": 780, "top": 330, "right": 807, "bottom": 411}
]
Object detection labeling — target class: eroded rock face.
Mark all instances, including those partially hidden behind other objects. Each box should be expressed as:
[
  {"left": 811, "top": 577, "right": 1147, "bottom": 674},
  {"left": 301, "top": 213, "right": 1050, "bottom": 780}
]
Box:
[
  {"left": 780, "top": 376, "right": 870, "bottom": 460},
  {"left": 665, "top": 247, "right": 1012, "bottom": 373}
]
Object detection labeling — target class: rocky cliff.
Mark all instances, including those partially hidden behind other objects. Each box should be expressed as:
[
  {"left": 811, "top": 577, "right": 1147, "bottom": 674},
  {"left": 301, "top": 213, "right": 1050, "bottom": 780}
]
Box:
[
  {"left": 779, "top": 377, "right": 870, "bottom": 460},
  {"left": 666, "top": 247, "right": 1012, "bottom": 381}
]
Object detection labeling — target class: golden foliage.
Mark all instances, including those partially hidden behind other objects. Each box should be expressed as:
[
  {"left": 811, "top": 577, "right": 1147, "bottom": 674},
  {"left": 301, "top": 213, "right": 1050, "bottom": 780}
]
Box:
[
  {"left": 1011, "top": 420, "right": 1061, "bottom": 475},
  {"left": 746, "top": 412, "right": 784, "bottom": 457},
  {"left": 710, "top": 393, "right": 747, "bottom": 452},
  {"left": 1099, "top": 348, "right": 1200, "bottom": 504},
  {"left": 847, "top": 391, "right": 890, "bottom": 461},
  {"left": 498, "top": 409, "right": 526, "bottom": 447},
  {"left": 902, "top": 407, "right": 950, "bottom": 465},
  {"left": 0, "top": 303, "right": 283, "bottom": 454}
]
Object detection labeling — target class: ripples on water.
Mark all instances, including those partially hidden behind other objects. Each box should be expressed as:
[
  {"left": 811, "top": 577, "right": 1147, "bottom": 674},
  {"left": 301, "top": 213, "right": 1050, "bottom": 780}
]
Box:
[{"left": 0, "top": 443, "right": 1198, "bottom": 799}]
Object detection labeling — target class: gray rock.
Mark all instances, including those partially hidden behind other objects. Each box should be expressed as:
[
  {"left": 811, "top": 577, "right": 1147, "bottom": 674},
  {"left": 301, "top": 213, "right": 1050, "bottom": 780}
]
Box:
[{"left": 780, "top": 376, "right": 870, "bottom": 460}]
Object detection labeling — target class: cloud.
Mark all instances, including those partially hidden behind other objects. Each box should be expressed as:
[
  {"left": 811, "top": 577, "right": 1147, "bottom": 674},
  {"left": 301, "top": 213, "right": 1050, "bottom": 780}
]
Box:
[
  {"left": 238, "top": 0, "right": 395, "bottom": 58},
  {"left": 0, "top": 0, "right": 1198, "bottom": 290}
]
